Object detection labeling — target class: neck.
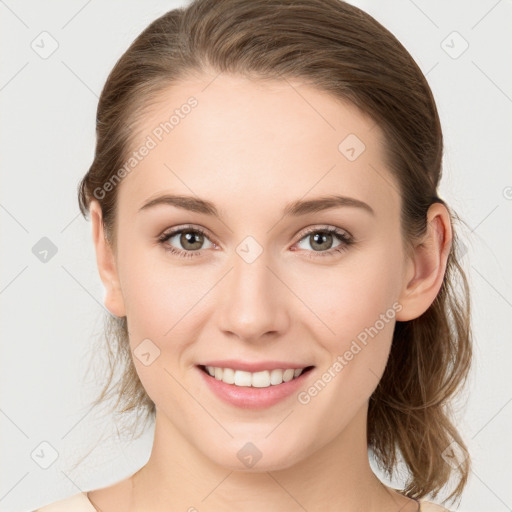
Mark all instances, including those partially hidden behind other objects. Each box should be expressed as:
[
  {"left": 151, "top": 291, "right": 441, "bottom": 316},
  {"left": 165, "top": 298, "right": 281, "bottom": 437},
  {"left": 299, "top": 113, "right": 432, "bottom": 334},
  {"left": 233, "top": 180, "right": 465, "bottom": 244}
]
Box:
[{"left": 127, "top": 404, "right": 415, "bottom": 512}]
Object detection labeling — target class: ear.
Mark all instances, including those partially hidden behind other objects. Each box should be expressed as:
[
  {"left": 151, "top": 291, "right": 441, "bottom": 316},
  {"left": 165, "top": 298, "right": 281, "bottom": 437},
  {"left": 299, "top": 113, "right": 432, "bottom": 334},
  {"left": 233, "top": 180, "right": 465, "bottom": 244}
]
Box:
[
  {"left": 90, "top": 200, "right": 126, "bottom": 317},
  {"left": 395, "top": 202, "right": 452, "bottom": 321}
]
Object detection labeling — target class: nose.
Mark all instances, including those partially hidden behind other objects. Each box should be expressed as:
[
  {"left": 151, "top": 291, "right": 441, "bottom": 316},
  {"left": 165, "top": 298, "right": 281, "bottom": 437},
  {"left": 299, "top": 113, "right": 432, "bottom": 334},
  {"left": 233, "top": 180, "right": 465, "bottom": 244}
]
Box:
[{"left": 216, "top": 249, "right": 291, "bottom": 343}]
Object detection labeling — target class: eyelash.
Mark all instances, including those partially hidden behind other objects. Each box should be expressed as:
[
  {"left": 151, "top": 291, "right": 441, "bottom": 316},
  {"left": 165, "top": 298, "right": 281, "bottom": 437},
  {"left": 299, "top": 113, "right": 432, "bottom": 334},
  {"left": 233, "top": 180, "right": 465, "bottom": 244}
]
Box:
[{"left": 157, "top": 224, "right": 354, "bottom": 260}]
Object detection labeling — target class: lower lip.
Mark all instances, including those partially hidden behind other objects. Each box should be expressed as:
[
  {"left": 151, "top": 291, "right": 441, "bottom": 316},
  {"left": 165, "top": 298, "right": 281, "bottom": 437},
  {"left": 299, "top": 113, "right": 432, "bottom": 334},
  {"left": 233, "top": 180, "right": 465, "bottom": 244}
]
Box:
[{"left": 196, "top": 366, "right": 315, "bottom": 409}]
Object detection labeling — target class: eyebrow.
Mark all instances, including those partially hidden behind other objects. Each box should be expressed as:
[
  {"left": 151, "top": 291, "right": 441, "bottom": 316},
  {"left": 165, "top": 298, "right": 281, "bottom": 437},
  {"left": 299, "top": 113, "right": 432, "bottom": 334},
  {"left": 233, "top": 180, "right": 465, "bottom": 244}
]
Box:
[{"left": 138, "top": 193, "right": 375, "bottom": 218}]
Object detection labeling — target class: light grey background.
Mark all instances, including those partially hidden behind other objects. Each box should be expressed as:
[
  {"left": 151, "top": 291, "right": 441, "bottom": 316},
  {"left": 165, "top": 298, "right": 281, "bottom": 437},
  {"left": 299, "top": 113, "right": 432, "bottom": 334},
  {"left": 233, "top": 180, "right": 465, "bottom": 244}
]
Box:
[{"left": 1, "top": 1, "right": 511, "bottom": 511}]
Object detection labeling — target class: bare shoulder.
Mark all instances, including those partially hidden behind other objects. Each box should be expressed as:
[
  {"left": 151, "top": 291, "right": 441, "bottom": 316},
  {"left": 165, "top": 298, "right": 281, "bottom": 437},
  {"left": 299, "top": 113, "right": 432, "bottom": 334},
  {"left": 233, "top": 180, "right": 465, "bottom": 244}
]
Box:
[
  {"left": 419, "top": 501, "right": 452, "bottom": 512},
  {"left": 32, "top": 492, "right": 96, "bottom": 512},
  {"left": 85, "top": 475, "right": 133, "bottom": 510},
  {"left": 32, "top": 473, "right": 134, "bottom": 512}
]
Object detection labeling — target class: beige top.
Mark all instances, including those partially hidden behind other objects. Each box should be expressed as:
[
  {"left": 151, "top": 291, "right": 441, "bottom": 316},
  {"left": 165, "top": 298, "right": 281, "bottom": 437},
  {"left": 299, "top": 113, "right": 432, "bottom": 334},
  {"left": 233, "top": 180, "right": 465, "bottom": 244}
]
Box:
[{"left": 32, "top": 491, "right": 452, "bottom": 511}]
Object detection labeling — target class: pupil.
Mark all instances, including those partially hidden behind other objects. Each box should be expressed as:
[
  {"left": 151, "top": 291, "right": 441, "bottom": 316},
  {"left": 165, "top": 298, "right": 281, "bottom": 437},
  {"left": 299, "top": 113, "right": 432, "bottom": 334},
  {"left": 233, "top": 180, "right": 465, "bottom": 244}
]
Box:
[
  {"left": 182, "top": 231, "right": 203, "bottom": 250},
  {"left": 311, "top": 232, "right": 332, "bottom": 251}
]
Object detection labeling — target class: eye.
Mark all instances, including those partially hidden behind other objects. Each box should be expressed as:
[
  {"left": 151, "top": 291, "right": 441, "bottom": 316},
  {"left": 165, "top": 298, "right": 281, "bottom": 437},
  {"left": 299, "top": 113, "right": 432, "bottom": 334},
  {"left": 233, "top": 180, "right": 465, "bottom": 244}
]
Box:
[
  {"left": 293, "top": 226, "right": 354, "bottom": 258},
  {"left": 157, "top": 225, "right": 217, "bottom": 258},
  {"left": 157, "top": 224, "right": 354, "bottom": 260}
]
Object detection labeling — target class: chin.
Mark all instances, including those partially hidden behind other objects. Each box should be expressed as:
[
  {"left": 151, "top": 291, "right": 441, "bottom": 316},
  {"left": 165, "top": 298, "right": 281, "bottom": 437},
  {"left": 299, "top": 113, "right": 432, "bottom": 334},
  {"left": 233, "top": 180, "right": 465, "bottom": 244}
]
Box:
[{"left": 200, "top": 436, "right": 305, "bottom": 472}]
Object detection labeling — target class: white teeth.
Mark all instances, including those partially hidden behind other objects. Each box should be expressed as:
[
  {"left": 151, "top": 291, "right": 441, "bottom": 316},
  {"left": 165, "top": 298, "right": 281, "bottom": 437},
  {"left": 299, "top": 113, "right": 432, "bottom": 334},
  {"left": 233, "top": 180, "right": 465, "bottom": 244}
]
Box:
[
  {"left": 234, "top": 370, "right": 252, "bottom": 387},
  {"left": 283, "top": 369, "right": 295, "bottom": 382},
  {"left": 270, "top": 369, "right": 283, "bottom": 385},
  {"left": 222, "top": 367, "right": 235, "bottom": 384},
  {"left": 204, "top": 366, "right": 307, "bottom": 387}
]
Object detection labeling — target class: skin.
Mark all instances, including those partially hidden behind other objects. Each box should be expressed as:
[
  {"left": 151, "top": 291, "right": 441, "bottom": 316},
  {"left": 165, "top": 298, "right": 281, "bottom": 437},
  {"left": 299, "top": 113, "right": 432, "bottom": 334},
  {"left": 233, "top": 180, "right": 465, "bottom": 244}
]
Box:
[{"left": 87, "top": 71, "right": 452, "bottom": 512}]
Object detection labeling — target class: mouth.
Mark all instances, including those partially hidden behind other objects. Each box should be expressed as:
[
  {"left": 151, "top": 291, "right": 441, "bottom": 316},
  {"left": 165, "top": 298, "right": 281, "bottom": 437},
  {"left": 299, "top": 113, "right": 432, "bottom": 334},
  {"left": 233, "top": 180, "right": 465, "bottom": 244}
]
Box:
[{"left": 197, "top": 364, "right": 315, "bottom": 388}]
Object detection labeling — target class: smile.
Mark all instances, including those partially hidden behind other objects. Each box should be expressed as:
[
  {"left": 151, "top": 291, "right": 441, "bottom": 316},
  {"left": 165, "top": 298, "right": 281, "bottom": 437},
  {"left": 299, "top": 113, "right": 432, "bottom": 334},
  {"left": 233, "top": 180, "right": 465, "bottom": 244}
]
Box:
[{"left": 199, "top": 365, "right": 315, "bottom": 388}]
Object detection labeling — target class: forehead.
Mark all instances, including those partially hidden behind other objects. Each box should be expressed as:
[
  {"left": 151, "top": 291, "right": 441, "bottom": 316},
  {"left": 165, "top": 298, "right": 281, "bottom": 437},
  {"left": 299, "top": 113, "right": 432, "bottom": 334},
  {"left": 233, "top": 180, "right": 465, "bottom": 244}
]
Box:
[{"left": 116, "top": 73, "right": 399, "bottom": 222}]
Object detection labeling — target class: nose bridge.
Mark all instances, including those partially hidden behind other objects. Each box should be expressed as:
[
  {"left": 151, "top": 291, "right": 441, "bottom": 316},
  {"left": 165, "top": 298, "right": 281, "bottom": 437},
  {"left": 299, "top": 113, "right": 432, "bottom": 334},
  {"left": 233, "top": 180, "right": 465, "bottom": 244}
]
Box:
[{"left": 216, "top": 240, "right": 289, "bottom": 340}]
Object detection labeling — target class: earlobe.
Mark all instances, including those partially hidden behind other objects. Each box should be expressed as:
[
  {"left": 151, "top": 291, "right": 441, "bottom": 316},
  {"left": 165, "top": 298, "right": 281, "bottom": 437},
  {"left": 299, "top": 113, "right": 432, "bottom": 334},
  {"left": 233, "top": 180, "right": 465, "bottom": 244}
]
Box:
[
  {"left": 395, "top": 203, "right": 452, "bottom": 322},
  {"left": 90, "top": 200, "right": 126, "bottom": 318}
]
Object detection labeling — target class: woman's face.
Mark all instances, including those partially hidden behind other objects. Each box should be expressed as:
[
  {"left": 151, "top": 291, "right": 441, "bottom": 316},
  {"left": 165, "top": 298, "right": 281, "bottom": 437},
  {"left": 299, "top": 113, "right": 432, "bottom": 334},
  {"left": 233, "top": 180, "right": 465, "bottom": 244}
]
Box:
[{"left": 93, "top": 72, "right": 416, "bottom": 470}]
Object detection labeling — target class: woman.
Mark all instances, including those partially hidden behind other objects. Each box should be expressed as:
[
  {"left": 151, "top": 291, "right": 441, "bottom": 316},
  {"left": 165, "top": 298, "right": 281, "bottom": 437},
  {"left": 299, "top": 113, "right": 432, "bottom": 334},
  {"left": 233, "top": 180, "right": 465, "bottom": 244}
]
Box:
[{"left": 34, "top": 0, "right": 472, "bottom": 510}]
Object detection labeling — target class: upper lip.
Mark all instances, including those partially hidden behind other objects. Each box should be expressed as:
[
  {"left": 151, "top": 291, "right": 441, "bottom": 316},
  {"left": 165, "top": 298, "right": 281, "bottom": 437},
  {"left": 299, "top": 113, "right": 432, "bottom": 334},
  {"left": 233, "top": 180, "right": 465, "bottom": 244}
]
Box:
[{"left": 198, "top": 360, "right": 314, "bottom": 372}]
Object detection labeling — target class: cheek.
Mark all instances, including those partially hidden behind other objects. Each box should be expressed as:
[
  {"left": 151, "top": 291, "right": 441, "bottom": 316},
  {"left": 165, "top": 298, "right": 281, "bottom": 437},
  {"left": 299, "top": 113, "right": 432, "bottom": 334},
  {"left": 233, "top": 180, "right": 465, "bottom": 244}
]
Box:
[
  {"left": 116, "top": 248, "right": 209, "bottom": 405},
  {"left": 119, "top": 232, "right": 403, "bottom": 348},
  {"left": 296, "top": 244, "right": 402, "bottom": 408},
  {"left": 118, "top": 242, "right": 211, "bottom": 331},
  {"left": 294, "top": 251, "right": 401, "bottom": 436},
  {"left": 296, "top": 245, "right": 402, "bottom": 343},
  {"left": 116, "top": 248, "right": 218, "bottom": 399}
]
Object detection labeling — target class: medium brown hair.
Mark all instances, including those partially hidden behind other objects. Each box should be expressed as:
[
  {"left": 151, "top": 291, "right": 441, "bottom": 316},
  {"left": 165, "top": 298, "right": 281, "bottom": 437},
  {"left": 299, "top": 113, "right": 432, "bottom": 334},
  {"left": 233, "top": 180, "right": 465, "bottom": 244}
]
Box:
[{"left": 77, "top": 0, "right": 472, "bottom": 503}]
